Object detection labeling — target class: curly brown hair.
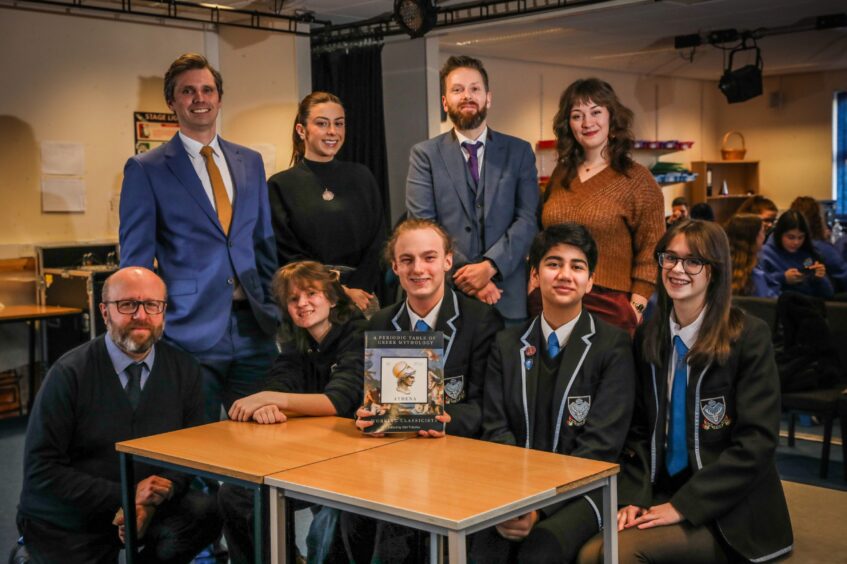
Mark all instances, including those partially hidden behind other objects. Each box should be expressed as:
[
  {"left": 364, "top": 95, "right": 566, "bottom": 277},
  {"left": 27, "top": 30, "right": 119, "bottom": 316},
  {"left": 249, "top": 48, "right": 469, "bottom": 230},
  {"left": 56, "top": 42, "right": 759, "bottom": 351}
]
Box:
[
  {"left": 544, "top": 78, "right": 634, "bottom": 202},
  {"left": 724, "top": 213, "right": 763, "bottom": 295}
]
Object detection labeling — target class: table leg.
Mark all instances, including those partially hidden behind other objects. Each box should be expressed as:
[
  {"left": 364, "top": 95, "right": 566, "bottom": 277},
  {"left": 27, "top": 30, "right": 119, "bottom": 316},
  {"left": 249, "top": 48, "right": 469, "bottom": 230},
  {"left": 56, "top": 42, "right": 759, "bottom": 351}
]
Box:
[
  {"left": 254, "top": 485, "right": 266, "bottom": 564},
  {"left": 602, "top": 474, "right": 618, "bottom": 564},
  {"left": 269, "top": 487, "right": 288, "bottom": 564},
  {"left": 447, "top": 531, "right": 466, "bottom": 564},
  {"left": 120, "top": 453, "right": 138, "bottom": 563},
  {"left": 27, "top": 320, "right": 36, "bottom": 414},
  {"left": 429, "top": 532, "right": 445, "bottom": 564}
]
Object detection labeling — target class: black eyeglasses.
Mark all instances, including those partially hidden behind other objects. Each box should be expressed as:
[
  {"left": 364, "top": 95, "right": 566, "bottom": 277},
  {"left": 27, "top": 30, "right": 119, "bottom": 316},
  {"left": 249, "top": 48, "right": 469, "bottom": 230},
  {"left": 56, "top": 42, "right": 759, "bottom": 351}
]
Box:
[
  {"left": 105, "top": 300, "right": 166, "bottom": 315},
  {"left": 657, "top": 252, "right": 709, "bottom": 275}
]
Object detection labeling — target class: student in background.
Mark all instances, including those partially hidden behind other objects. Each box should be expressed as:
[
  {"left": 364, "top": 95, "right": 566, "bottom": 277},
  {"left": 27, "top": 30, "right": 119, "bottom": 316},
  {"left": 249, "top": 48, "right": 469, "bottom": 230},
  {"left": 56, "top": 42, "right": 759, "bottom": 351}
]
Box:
[
  {"left": 666, "top": 197, "right": 689, "bottom": 229},
  {"left": 475, "top": 223, "right": 635, "bottom": 563},
  {"left": 790, "top": 196, "right": 847, "bottom": 292},
  {"left": 580, "top": 219, "right": 793, "bottom": 563},
  {"left": 221, "top": 261, "right": 365, "bottom": 563},
  {"left": 759, "top": 210, "right": 834, "bottom": 299},
  {"left": 689, "top": 202, "right": 715, "bottom": 222},
  {"left": 724, "top": 214, "right": 778, "bottom": 297},
  {"left": 737, "top": 194, "right": 778, "bottom": 234}
]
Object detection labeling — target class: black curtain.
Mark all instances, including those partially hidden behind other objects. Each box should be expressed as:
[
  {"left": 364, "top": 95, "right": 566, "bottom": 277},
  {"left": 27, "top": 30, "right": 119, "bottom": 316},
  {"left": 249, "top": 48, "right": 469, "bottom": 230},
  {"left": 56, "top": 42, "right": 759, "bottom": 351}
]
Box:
[{"left": 311, "top": 44, "right": 391, "bottom": 225}]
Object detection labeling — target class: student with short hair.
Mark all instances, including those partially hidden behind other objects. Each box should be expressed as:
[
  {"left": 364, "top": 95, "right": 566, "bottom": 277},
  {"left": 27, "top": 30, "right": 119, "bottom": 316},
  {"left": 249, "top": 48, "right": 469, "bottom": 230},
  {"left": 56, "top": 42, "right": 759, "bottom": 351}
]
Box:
[
  {"left": 474, "top": 223, "right": 635, "bottom": 563},
  {"left": 580, "top": 219, "right": 793, "bottom": 563}
]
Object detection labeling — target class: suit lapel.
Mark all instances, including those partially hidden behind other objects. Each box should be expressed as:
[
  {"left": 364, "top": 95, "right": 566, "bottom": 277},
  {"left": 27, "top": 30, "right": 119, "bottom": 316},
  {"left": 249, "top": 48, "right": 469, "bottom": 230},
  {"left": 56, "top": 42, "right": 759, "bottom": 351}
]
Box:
[
  {"left": 550, "top": 311, "right": 596, "bottom": 451},
  {"left": 220, "top": 138, "right": 246, "bottom": 233},
  {"left": 437, "top": 133, "right": 474, "bottom": 221},
  {"left": 164, "top": 136, "right": 221, "bottom": 230},
  {"left": 390, "top": 302, "right": 412, "bottom": 331},
  {"left": 433, "top": 288, "right": 460, "bottom": 366},
  {"left": 519, "top": 318, "right": 540, "bottom": 449},
  {"left": 482, "top": 129, "right": 505, "bottom": 221}
]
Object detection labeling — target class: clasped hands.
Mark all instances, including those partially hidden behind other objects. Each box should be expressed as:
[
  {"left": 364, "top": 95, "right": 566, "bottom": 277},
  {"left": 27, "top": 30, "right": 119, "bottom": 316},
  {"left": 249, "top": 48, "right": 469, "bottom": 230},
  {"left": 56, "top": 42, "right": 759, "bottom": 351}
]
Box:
[
  {"left": 113, "top": 475, "right": 174, "bottom": 542},
  {"left": 453, "top": 261, "right": 501, "bottom": 305},
  {"left": 229, "top": 392, "right": 287, "bottom": 424}
]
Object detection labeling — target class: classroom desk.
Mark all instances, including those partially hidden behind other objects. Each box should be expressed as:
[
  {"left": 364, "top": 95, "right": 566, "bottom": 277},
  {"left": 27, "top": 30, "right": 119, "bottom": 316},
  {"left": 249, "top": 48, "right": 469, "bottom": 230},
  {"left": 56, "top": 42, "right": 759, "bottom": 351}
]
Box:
[
  {"left": 115, "top": 417, "right": 410, "bottom": 564},
  {"left": 265, "top": 434, "right": 620, "bottom": 564},
  {"left": 0, "top": 304, "right": 82, "bottom": 414}
]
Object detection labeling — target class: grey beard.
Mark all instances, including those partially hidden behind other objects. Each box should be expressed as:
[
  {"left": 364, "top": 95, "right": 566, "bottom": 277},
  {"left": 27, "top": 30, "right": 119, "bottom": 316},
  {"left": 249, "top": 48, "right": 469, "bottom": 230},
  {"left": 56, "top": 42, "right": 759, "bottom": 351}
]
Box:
[{"left": 109, "top": 323, "right": 164, "bottom": 356}]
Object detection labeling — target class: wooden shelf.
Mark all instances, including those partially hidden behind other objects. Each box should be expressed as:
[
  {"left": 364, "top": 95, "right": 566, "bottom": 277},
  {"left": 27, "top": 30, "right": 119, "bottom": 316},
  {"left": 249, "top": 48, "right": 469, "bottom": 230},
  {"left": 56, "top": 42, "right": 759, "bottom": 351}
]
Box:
[{"left": 690, "top": 161, "right": 760, "bottom": 223}]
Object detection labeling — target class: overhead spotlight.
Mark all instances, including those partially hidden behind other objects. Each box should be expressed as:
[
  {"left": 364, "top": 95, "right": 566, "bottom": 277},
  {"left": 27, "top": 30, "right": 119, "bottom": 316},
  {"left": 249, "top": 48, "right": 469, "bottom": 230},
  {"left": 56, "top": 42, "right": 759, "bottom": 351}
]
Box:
[
  {"left": 394, "top": 0, "right": 437, "bottom": 38},
  {"left": 719, "top": 40, "right": 763, "bottom": 104}
]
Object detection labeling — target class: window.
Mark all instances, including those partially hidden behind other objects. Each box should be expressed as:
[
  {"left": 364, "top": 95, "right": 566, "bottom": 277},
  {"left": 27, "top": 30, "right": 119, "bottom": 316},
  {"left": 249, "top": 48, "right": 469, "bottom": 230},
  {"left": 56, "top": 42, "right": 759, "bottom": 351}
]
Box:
[{"left": 835, "top": 91, "right": 847, "bottom": 215}]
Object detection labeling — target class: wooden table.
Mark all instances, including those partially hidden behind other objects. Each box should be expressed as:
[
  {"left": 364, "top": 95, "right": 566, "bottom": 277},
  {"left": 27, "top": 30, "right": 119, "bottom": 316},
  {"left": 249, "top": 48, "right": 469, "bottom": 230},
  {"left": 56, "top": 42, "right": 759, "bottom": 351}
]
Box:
[
  {"left": 0, "top": 304, "right": 82, "bottom": 413},
  {"left": 265, "top": 434, "right": 620, "bottom": 564},
  {"left": 115, "top": 417, "right": 410, "bottom": 564}
]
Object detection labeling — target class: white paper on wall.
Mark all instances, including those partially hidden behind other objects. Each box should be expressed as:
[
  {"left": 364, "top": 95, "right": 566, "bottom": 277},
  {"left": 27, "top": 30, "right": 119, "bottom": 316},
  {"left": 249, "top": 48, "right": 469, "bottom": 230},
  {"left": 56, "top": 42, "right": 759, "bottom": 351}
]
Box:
[
  {"left": 42, "top": 177, "right": 86, "bottom": 212},
  {"left": 40, "top": 141, "right": 85, "bottom": 175}
]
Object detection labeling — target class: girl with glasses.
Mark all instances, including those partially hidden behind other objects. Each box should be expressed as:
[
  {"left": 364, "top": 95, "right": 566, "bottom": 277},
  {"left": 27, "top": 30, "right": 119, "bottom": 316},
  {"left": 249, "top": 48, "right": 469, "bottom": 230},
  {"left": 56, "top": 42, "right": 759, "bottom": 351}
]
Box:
[
  {"left": 579, "top": 219, "right": 793, "bottom": 563},
  {"left": 759, "top": 210, "right": 834, "bottom": 299}
]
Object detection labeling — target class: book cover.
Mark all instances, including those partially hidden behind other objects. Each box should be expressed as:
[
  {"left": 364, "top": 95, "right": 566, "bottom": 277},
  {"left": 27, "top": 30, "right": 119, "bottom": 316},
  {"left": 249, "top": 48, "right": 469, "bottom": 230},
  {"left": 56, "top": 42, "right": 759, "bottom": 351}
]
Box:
[{"left": 363, "top": 331, "right": 445, "bottom": 433}]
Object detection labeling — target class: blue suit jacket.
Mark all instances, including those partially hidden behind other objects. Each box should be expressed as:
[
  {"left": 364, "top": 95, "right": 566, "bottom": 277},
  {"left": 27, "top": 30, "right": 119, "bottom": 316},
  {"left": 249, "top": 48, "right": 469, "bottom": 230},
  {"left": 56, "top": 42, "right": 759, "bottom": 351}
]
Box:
[
  {"left": 119, "top": 135, "right": 278, "bottom": 353},
  {"left": 406, "top": 129, "right": 538, "bottom": 319}
]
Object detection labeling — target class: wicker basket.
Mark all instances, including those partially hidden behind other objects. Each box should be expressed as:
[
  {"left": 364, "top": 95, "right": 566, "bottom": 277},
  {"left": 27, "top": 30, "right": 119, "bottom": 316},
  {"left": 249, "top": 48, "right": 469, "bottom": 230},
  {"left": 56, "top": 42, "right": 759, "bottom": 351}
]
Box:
[{"left": 721, "top": 131, "right": 747, "bottom": 161}]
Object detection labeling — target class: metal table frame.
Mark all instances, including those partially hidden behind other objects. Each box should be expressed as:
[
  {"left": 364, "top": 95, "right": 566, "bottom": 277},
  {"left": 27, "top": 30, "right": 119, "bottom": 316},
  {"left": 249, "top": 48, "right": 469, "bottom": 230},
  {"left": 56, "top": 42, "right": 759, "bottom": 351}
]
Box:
[{"left": 268, "top": 473, "right": 618, "bottom": 564}]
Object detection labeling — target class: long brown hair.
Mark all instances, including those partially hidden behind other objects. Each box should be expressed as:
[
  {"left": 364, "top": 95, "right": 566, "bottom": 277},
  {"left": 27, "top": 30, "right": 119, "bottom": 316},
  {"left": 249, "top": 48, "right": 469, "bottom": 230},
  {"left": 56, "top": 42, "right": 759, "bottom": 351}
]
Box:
[
  {"left": 290, "top": 91, "right": 344, "bottom": 165},
  {"left": 724, "top": 213, "right": 763, "bottom": 295},
  {"left": 790, "top": 196, "right": 826, "bottom": 241},
  {"left": 544, "top": 78, "right": 634, "bottom": 202},
  {"left": 642, "top": 220, "right": 744, "bottom": 370},
  {"left": 272, "top": 261, "right": 357, "bottom": 351}
]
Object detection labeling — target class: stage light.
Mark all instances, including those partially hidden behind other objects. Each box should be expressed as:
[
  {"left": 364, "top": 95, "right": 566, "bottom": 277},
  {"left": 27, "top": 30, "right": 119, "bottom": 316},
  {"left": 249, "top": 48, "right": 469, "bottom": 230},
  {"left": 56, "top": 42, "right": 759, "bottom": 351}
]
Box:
[
  {"left": 394, "top": 0, "right": 437, "bottom": 38},
  {"left": 719, "top": 42, "right": 763, "bottom": 104}
]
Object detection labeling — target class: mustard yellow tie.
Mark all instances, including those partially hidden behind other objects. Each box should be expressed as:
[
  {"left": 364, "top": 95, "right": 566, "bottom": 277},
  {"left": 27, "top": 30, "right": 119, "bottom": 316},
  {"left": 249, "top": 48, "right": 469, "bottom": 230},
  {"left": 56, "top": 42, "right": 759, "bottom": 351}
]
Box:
[{"left": 200, "top": 145, "right": 232, "bottom": 235}]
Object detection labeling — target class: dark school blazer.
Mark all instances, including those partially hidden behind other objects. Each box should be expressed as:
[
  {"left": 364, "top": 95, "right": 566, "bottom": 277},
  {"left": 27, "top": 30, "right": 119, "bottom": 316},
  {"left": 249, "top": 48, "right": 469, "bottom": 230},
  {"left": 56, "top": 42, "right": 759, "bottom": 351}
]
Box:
[
  {"left": 482, "top": 310, "right": 636, "bottom": 526},
  {"left": 367, "top": 286, "right": 503, "bottom": 438},
  {"left": 622, "top": 311, "right": 793, "bottom": 562}
]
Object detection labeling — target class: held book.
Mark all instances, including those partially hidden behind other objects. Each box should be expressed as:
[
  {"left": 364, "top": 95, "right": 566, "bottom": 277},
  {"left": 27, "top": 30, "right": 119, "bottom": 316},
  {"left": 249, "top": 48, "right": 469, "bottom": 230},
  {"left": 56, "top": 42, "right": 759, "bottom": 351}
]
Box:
[{"left": 363, "top": 331, "right": 445, "bottom": 433}]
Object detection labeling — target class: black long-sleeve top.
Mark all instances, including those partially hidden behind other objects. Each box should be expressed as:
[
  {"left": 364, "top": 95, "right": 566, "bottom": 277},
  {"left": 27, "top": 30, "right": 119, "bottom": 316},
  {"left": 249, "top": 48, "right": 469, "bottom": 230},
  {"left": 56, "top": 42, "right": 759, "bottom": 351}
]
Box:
[
  {"left": 267, "top": 159, "right": 386, "bottom": 293},
  {"left": 264, "top": 315, "right": 367, "bottom": 418}
]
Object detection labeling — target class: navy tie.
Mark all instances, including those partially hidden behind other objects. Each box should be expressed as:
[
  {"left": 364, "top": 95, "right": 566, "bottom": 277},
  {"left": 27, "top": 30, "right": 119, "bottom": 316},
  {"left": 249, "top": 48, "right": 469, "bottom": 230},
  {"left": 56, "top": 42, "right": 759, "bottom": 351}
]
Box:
[
  {"left": 547, "top": 332, "right": 560, "bottom": 358},
  {"left": 666, "top": 336, "right": 689, "bottom": 476},
  {"left": 462, "top": 141, "right": 482, "bottom": 185},
  {"left": 125, "top": 363, "right": 143, "bottom": 410},
  {"left": 414, "top": 319, "right": 430, "bottom": 332}
]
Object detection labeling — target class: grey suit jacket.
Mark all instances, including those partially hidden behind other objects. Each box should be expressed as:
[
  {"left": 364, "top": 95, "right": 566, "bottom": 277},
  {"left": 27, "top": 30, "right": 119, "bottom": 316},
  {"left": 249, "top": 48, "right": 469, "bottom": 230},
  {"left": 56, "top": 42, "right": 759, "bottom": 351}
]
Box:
[{"left": 405, "top": 128, "right": 538, "bottom": 319}]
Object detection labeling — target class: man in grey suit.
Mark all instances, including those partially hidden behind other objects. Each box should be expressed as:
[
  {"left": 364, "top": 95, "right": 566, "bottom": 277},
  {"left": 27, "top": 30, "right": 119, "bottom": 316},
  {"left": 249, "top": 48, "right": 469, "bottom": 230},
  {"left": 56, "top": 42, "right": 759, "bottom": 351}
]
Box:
[{"left": 406, "top": 55, "right": 538, "bottom": 323}]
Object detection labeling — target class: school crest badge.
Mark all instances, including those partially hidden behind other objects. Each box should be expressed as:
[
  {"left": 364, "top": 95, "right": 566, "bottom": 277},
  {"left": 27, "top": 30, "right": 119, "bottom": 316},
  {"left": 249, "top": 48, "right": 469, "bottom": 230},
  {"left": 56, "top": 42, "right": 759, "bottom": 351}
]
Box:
[
  {"left": 444, "top": 375, "right": 465, "bottom": 403},
  {"left": 700, "top": 397, "right": 731, "bottom": 430},
  {"left": 567, "top": 396, "right": 591, "bottom": 426}
]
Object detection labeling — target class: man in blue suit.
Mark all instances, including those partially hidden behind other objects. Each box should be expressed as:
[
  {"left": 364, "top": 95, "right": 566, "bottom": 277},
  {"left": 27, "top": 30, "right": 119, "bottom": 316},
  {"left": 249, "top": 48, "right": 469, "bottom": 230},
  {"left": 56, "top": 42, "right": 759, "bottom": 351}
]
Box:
[
  {"left": 119, "top": 53, "right": 278, "bottom": 422},
  {"left": 406, "top": 55, "right": 539, "bottom": 323}
]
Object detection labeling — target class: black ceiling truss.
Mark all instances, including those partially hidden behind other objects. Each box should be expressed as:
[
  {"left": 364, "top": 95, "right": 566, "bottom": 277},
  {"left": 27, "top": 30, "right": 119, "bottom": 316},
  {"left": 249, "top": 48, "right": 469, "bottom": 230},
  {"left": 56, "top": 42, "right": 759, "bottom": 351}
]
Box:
[
  {"left": 311, "top": 0, "right": 624, "bottom": 47},
  {"left": 4, "top": 0, "right": 328, "bottom": 35}
]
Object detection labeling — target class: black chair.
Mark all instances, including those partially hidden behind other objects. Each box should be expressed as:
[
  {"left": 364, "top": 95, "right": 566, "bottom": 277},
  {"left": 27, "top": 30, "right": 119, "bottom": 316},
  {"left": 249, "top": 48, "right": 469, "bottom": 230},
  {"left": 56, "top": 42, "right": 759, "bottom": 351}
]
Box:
[{"left": 734, "top": 296, "right": 847, "bottom": 480}]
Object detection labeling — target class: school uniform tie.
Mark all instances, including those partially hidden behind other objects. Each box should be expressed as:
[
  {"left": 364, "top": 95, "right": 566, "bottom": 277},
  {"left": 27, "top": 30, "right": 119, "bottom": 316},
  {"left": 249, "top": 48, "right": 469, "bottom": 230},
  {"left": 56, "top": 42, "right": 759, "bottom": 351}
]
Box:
[
  {"left": 414, "top": 319, "right": 430, "bottom": 332},
  {"left": 547, "top": 332, "right": 560, "bottom": 358},
  {"left": 666, "top": 336, "right": 689, "bottom": 476},
  {"left": 125, "top": 362, "right": 143, "bottom": 410},
  {"left": 200, "top": 145, "right": 232, "bottom": 235},
  {"left": 462, "top": 141, "right": 482, "bottom": 186}
]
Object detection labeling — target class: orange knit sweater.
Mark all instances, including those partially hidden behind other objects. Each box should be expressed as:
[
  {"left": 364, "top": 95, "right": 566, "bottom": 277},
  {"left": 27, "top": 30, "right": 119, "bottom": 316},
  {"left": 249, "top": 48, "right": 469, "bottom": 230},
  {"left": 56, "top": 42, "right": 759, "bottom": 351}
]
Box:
[{"left": 541, "top": 162, "right": 664, "bottom": 298}]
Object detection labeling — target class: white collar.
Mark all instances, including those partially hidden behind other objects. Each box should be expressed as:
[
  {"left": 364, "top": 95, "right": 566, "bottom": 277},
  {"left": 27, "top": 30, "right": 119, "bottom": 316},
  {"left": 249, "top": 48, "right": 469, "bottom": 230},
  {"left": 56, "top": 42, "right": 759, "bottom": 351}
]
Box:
[
  {"left": 540, "top": 310, "right": 581, "bottom": 350},
  {"left": 669, "top": 306, "right": 706, "bottom": 352},
  {"left": 455, "top": 127, "right": 488, "bottom": 148},
  {"left": 406, "top": 295, "right": 444, "bottom": 331},
  {"left": 179, "top": 131, "right": 221, "bottom": 158}
]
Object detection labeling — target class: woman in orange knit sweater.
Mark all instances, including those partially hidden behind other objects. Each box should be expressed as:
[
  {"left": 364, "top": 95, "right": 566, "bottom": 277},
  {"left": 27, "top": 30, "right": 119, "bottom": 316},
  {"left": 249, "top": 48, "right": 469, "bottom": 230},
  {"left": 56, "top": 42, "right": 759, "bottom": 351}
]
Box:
[{"left": 540, "top": 78, "right": 664, "bottom": 333}]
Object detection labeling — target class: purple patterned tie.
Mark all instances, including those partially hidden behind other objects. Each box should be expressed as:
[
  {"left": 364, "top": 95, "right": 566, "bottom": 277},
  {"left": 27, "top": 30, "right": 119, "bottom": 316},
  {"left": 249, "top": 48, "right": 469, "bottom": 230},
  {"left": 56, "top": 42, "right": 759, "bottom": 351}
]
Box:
[{"left": 462, "top": 141, "right": 482, "bottom": 185}]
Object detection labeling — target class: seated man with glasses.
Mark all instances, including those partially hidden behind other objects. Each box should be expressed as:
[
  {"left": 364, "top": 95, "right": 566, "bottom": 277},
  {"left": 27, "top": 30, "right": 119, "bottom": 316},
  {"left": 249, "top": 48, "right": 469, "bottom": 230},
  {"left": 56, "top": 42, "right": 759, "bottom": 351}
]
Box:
[{"left": 17, "top": 267, "right": 221, "bottom": 564}]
